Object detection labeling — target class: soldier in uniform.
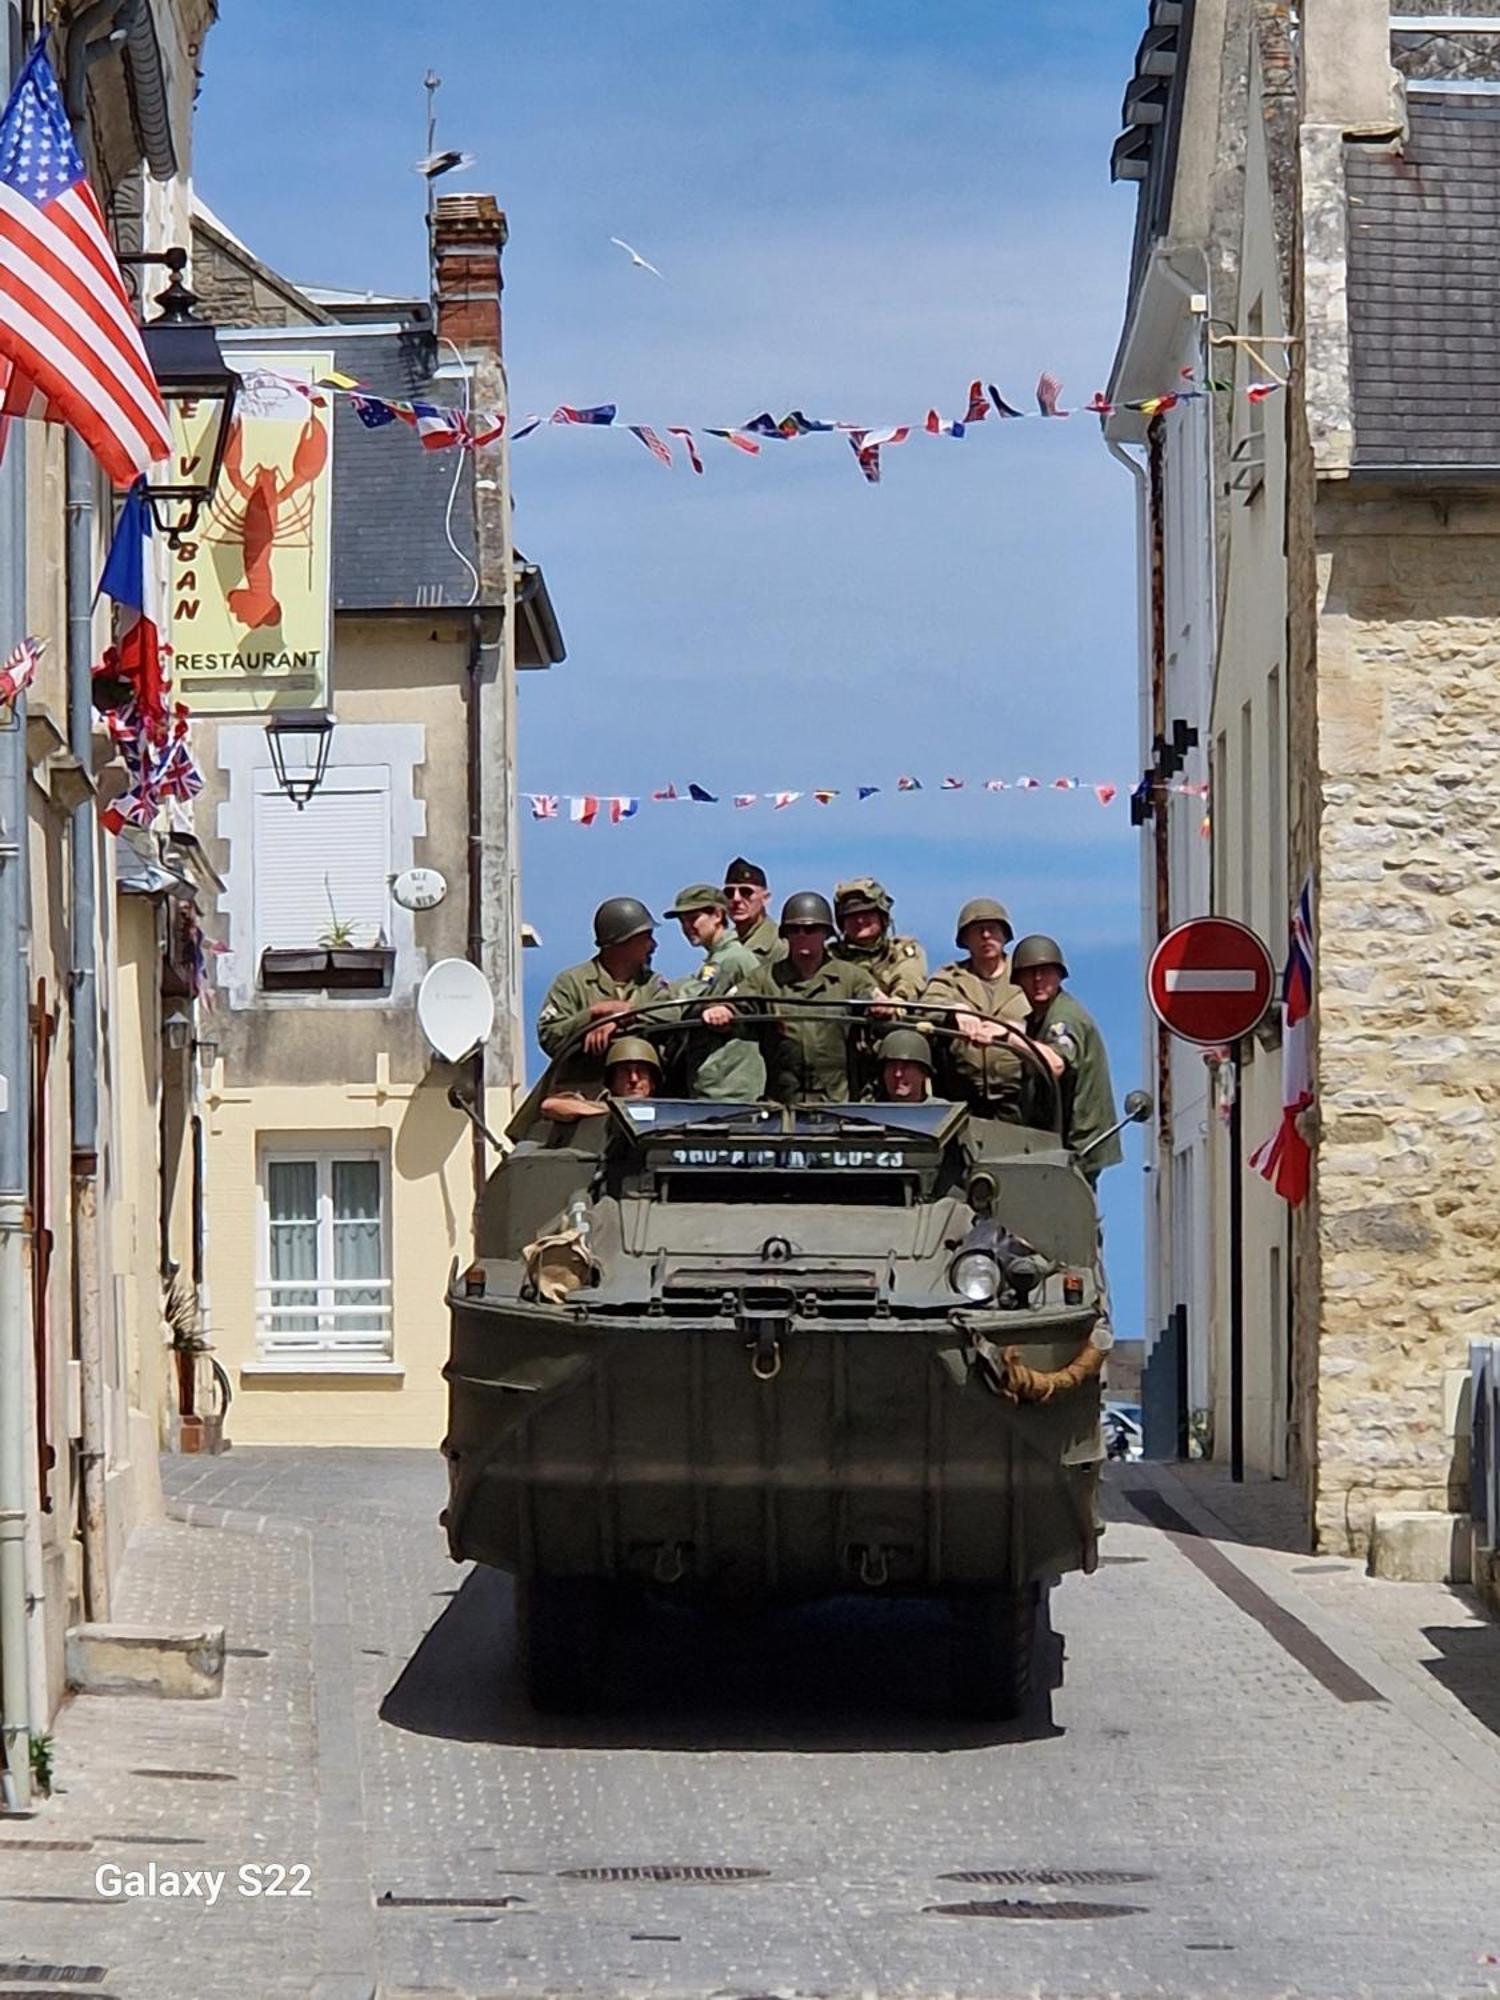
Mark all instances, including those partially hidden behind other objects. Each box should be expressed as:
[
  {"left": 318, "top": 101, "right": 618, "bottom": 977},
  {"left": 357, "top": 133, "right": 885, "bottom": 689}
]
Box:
[
  {"left": 870, "top": 1027, "right": 936, "bottom": 1104},
  {"left": 538, "top": 1036, "right": 662, "bottom": 1125},
  {"left": 703, "top": 891, "right": 891, "bottom": 1103},
  {"left": 831, "top": 878, "right": 928, "bottom": 1001},
  {"left": 536, "top": 897, "right": 670, "bottom": 1092},
  {"left": 664, "top": 883, "right": 766, "bottom": 1100},
  {"left": 921, "top": 898, "right": 1063, "bottom": 1120},
  {"left": 721, "top": 857, "right": 782, "bottom": 963},
  {"left": 1010, "top": 934, "right": 1122, "bottom": 1180}
]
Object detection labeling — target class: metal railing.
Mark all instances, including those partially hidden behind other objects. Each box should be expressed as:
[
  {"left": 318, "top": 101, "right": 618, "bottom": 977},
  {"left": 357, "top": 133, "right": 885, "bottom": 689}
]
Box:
[
  {"left": 1472, "top": 1339, "right": 1500, "bottom": 1549},
  {"left": 255, "top": 1277, "right": 393, "bottom": 1363}
]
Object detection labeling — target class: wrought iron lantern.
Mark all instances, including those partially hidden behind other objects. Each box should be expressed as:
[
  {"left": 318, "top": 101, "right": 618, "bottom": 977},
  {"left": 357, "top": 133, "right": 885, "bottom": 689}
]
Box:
[
  {"left": 265, "top": 710, "right": 335, "bottom": 811},
  {"left": 124, "top": 247, "right": 239, "bottom": 546}
]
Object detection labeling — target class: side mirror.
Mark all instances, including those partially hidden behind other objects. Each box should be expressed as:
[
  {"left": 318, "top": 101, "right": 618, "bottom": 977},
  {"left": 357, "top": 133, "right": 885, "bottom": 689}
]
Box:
[{"left": 1124, "top": 1089, "right": 1153, "bottom": 1123}]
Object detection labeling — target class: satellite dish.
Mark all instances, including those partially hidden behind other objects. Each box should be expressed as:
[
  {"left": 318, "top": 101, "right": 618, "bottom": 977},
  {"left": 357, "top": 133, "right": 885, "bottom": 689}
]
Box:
[
  {"left": 392, "top": 866, "right": 447, "bottom": 911},
  {"left": 417, "top": 958, "right": 494, "bottom": 1063}
]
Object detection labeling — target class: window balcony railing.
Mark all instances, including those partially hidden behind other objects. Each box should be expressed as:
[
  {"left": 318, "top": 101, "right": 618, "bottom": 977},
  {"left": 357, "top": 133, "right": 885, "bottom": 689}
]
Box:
[{"left": 255, "top": 1277, "right": 394, "bottom": 1364}]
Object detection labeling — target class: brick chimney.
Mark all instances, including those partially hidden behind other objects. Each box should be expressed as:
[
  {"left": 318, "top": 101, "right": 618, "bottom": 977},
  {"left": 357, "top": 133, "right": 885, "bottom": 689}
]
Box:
[{"left": 430, "top": 192, "right": 508, "bottom": 353}]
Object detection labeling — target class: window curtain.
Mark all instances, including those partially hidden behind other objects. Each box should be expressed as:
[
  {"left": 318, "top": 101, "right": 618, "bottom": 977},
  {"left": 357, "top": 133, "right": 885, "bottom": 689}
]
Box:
[
  {"left": 267, "top": 1159, "right": 318, "bottom": 1335},
  {"left": 332, "top": 1159, "right": 383, "bottom": 1332}
]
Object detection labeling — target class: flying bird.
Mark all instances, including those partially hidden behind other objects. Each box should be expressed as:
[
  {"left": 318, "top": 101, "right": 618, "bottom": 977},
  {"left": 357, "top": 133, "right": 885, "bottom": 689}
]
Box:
[
  {"left": 414, "top": 149, "right": 475, "bottom": 179},
  {"left": 610, "top": 236, "right": 665, "bottom": 278}
]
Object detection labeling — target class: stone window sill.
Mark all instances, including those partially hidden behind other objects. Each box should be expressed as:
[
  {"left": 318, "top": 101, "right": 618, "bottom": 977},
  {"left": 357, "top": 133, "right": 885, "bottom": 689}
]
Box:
[{"left": 239, "top": 1361, "right": 405, "bottom": 1381}]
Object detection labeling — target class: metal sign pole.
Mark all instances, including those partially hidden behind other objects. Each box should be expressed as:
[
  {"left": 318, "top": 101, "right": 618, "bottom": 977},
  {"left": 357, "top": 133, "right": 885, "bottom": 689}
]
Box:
[{"left": 1229, "top": 1037, "right": 1245, "bottom": 1483}]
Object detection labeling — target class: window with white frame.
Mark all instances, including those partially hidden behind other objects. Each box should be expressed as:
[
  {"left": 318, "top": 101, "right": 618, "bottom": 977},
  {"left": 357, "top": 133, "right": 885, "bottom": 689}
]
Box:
[{"left": 258, "top": 1145, "right": 391, "bottom": 1363}]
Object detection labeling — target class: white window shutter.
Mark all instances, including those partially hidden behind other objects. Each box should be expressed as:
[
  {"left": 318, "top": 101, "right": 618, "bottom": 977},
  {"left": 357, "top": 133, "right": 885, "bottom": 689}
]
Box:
[{"left": 253, "top": 769, "right": 392, "bottom": 952}]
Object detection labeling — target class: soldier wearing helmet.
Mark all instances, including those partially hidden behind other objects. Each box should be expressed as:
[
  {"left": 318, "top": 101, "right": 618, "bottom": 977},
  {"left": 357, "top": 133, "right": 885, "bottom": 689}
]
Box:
[
  {"left": 536, "top": 897, "right": 670, "bottom": 1091},
  {"left": 537, "top": 1036, "right": 661, "bottom": 1132},
  {"left": 920, "top": 898, "right": 1062, "bottom": 1120},
  {"left": 664, "top": 883, "right": 766, "bottom": 1100},
  {"left": 703, "top": 891, "right": 893, "bottom": 1103},
  {"left": 830, "top": 878, "right": 928, "bottom": 1002},
  {"left": 871, "top": 1027, "right": 937, "bottom": 1104},
  {"left": 1011, "top": 934, "right": 1121, "bottom": 1180}
]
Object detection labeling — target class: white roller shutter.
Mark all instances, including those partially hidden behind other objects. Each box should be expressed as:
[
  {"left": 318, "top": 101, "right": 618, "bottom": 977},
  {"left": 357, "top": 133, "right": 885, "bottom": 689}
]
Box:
[{"left": 253, "top": 768, "right": 392, "bottom": 952}]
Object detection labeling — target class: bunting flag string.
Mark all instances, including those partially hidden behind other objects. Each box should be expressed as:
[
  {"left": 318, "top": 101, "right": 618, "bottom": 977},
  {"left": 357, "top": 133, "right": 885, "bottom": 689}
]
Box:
[
  {"left": 527, "top": 777, "right": 1210, "bottom": 823},
  {"left": 222, "top": 365, "right": 1280, "bottom": 486}
]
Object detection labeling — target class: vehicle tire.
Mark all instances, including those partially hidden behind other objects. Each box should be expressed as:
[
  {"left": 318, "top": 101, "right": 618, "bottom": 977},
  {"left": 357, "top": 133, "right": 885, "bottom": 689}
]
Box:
[
  {"left": 949, "top": 1584, "right": 1038, "bottom": 1721},
  {"left": 514, "top": 1575, "right": 610, "bottom": 1713}
]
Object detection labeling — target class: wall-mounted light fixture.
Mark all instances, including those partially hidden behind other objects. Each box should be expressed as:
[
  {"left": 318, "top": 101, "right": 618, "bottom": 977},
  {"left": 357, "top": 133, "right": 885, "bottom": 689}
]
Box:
[
  {"left": 265, "top": 710, "right": 335, "bottom": 811},
  {"left": 121, "top": 247, "right": 240, "bottom": 548}
]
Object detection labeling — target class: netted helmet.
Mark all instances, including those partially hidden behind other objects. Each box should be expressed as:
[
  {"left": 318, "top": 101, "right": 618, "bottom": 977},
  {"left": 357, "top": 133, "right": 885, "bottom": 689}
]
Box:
[
  {"left": 779, "top": 891, "right": 836, "bottom": 934},
  {"left": 834, "top": 877, "right": 893, "bottom": 921},
  {"left": 1011, "top": 933, "right": 1069, "bottom": 978},
  {"left": 603, "top": 1036, "right": 661, "bottom": 1074},
  {"left": 593, "top": 896, "right": 656, "bottom": 948},
  {"left": 877, "top": 1028, "right": 934, "bottom": 1072},
  {"left": 954, "top": 897, "right": 1014, "bottom": 947}
]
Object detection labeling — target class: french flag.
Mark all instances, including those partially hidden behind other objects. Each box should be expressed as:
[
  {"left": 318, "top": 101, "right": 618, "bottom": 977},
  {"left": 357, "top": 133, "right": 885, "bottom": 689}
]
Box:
[{"left": 95, "top": 480, "right": 164, "bottom": 730}]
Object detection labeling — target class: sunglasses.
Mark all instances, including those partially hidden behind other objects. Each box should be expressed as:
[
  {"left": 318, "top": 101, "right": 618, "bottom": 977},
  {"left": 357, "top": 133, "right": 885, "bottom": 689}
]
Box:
[{"left": 724, "top": 884, "right": 761, "bottom": 898}]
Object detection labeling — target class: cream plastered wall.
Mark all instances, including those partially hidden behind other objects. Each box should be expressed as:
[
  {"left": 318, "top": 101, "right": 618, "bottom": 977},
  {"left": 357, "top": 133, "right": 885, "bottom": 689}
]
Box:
[
  {"left": 1208, "top": 34, "right": 1294, "bottom": 1480},
  {"left": 203, "top": 1065, "right": 472, "bottom": 1446},
  {"left": 1311, "top": 490, "right": 1500, "bottom": 1550}
]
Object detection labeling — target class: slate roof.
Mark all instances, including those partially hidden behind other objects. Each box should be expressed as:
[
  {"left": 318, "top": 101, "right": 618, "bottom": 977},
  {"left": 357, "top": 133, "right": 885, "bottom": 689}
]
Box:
[
  {"left": 220, "top": 323, "right": 489, "bottom": 611},
  {"left": 1347, "top": 93, "right": 1500, "bottom": 471}
]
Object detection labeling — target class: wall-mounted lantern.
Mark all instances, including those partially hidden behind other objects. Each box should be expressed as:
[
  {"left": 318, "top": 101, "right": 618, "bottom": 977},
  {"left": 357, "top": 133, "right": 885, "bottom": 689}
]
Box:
[
  {"left": 123, "top": 247, "right": 239, "bottom": 548},
  {"left": 265, "top": 710, "right": 335, "bottom": 811}
]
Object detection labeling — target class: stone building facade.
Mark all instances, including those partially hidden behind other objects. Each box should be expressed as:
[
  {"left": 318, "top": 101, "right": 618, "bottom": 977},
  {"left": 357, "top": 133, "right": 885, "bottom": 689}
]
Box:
[{"left": 1110, "top": 0, "right": 1500, "bottom": 1552}]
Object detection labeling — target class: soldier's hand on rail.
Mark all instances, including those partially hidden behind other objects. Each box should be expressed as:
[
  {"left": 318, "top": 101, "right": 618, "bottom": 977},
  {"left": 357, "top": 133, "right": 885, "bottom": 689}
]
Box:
[
  {"left": 955, "top": 1011, "right": 1000, "bottom": 1045},
  {"left": 583, "top": 1018, "right": 625, "bottom": 1055},
  {"left": 701, "top": 1003, "right": 735, "bottom": 1030},
  {"left": 868, "top": 994, "right": 896, "bottom": 1020}
]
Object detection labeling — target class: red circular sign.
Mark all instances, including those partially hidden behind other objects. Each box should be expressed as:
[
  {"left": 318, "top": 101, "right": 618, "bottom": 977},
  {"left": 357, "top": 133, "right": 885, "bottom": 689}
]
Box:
[{"left": 1147, "top": 918, "right": 1276, "bottom": 1046}]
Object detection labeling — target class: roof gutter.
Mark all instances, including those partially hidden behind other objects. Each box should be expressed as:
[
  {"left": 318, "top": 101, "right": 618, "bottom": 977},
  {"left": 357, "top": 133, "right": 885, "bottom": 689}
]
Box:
[{"left": 63, "top": 0, "right": 176, "bottom": 182}]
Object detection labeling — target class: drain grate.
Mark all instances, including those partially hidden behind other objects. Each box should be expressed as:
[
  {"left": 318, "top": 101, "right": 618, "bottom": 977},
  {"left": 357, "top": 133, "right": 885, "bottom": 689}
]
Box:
[
  {"left": 926, "top": 1898, "right": 1145, "bottom": 1920},
  {"left": 378, "top": 1893, "right": 528, "bottom": 1910},
  {"left": 0, "top": 1969, "right": 106, "bottom": 1986},
  {"left": 127, "top": 1769, "right": 236, "bottom": 1783},
  {"left": 939, "top": 1869, "right": 1154, "bottom": 1887},
  {"left": 557, "top": 1866, "right": 769, "bottom": 1885},
  {"left": 0, "top": 1840, "right": 93, "bottom": 1853}
]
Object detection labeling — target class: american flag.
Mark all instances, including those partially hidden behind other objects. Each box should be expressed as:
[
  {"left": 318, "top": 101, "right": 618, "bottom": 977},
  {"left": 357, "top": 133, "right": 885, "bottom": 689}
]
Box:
[{"left": 0, "top": 45, "right": 170, "bottom": 487}]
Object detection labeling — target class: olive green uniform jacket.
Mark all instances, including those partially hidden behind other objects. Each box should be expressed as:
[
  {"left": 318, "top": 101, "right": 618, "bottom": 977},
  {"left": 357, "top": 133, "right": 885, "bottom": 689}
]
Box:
[
  {"left": 736, "top": 913, "right": 783, "bottom": 964},
  {"left": 830, "top": 931, "right": 929, "bottom": 1003},
  {"left": 668, "top": 933, "right": 767, "bottom": 1100},
  {"left": 738, "top": 954, "right": 880, "bottom": 1103},
  {"left": 920, "top": 959, "right": 1032, "bottom": 1115},
  {"left": 1028, "top": 990, "right": 1121, "bottom": 1176},
  {"left": 536, "top": 956, "right": 670, "bottom": 1091}
]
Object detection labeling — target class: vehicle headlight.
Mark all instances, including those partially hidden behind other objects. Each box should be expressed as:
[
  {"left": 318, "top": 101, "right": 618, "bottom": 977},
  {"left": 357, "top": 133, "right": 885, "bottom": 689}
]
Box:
[{"left": 950, "top": 1248, "right": 1001, "bottom": 1303}]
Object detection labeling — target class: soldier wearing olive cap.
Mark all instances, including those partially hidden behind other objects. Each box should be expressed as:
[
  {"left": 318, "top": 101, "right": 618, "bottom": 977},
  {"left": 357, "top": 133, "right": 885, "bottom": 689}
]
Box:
[
  {"left": 664, "top": 883, "right": 766, "bottom": 1101},
  {"left": 722, "top": 857, "right": 782, "bottom": 963},
  {"left": 920, "top": 898, "right": 1061, "bottom": 1120},
  {"left": 830, "top": 878, "right": 928, "bottom": 1002},
  {"left": 1011, "top": 934, "right": 1121, "bottom": 1180},
  {"left": 704, "top": 891, "right": 892, "bottom": 1103},
  {"left": 536, "top": 897, "right": 670, "bottom": 1091}
]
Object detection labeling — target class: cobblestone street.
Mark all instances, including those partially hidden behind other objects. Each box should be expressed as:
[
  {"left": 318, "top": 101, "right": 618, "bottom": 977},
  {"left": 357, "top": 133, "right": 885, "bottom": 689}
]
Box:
[{"left": 0, "top": 1449, "right": 1497, "bottom": 1999}]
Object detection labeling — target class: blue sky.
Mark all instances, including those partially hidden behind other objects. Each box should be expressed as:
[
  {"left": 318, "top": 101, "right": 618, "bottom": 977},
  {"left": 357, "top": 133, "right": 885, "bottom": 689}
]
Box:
[{"left": 194, "top": 0, "right": 1153, "bottom": 1331}]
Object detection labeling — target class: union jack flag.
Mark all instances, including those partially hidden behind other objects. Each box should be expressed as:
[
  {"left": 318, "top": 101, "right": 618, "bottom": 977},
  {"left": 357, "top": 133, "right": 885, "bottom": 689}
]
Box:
[{"left": 529, "top": 794, "right": 559, "bottom": 820}]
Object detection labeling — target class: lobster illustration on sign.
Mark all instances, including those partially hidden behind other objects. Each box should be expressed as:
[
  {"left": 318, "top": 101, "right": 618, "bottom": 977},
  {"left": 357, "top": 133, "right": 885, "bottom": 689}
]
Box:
[{"left": 204, "top": 407, "right": 328, "bottom": 631}]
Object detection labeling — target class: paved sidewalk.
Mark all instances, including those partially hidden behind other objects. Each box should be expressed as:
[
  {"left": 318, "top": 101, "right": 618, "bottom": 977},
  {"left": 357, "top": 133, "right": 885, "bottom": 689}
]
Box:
[{"left": 5, "top": 1448, "right": 1500, "bottom": 2000}]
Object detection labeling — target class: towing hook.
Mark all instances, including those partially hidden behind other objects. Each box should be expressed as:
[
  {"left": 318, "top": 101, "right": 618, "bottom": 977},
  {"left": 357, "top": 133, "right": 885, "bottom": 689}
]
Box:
[
  {"left": 749, "top": 1326, "right": 783, "bottom": 1380},
  {"left": 858, "top": 1543, "right": 890, "bottom": 1588}
]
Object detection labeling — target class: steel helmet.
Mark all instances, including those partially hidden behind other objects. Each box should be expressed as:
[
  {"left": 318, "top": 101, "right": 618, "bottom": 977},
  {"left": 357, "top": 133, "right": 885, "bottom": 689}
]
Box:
[
  {"left": 877, "top": 1028, "right": 934, "bottom": 1072},
  {"left": 603, "top": 1036, "right": 661, "bottom": 1074},
  {"left": 1011, "top": 933, "right": 1069, "bottom": 978},
  {"left": 593, "top": 896, "right": 656, "bottom": 948},
  {"left": 834, "top": 877, "right": 893, "bottom": 920},
  {"left": 954, "top": 897, "right": 1014, "bottom": 947},
  {"left": 779, "top": 891, "right": 836, "bottom": 934}
]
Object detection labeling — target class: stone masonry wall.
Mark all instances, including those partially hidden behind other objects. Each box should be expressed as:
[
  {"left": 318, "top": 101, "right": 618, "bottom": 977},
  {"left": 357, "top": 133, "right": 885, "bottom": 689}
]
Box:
[{"left": 1312, "top": 489, "right": 1500, "bottom": 1550}]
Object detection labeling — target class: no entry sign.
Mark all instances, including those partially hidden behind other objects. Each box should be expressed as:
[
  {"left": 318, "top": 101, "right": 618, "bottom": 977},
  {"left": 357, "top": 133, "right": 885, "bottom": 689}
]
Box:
[{"left": 1147, "top": 917, "right": 1276, "bottom": 1046}]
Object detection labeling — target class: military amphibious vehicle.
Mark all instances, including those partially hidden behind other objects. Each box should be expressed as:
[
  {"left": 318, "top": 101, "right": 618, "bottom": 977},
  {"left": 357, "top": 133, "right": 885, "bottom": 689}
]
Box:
[{"left": 442, "top": 1003, "right": 1145, "bottom": 1717}]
